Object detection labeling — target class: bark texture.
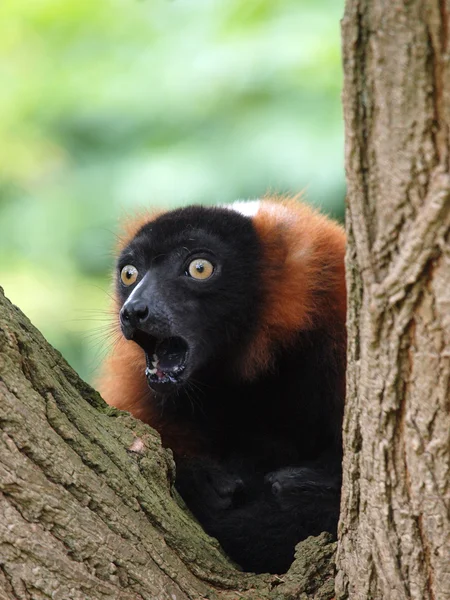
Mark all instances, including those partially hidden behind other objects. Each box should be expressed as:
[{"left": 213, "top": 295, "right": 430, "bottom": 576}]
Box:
[
  {"left": 338, "top": 1, "right": 450, "bottom": 599},
  {"left": 0, "top": 286, "right": 335, "bottom": 600}
]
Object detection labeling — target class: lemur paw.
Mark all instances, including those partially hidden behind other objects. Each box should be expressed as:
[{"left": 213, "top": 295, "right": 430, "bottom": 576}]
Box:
[
  {"left": 176, "top": 457, "right": 245, "bottom": 511},
  {"left": 265, "top": 466, "right": 340, "bottom": 509}
]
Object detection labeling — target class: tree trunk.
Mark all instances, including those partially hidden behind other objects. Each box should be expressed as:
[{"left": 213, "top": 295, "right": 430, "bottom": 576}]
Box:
[
  {"left": 0, "top": 286, "right": 335, "bottom": 599},
  {"left": 337, "top": 1, "right": 450, "bottom": 600}
]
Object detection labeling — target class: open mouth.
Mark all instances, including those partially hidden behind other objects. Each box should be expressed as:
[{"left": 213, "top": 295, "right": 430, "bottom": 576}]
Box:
[{"left": 133, "top": 331, "right": 189, "bottom": 391}]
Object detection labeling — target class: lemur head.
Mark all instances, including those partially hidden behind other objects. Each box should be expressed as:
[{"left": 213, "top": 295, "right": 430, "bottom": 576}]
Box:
[
  {"left": 115, "top": 199, "right": 346, "bottom": 397},
  {"left": 116, "top": 205, "right": 262, "bottom": 395}
]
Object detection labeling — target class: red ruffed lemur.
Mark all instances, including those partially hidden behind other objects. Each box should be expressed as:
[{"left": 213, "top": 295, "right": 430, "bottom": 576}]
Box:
[{"left": 99, "top": 197, "right": 346, "bottom": 574}]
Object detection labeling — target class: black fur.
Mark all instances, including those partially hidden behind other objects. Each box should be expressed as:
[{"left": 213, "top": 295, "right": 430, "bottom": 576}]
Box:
[{"left": 117, "top": 205, "right": 343, "bottom": 574}]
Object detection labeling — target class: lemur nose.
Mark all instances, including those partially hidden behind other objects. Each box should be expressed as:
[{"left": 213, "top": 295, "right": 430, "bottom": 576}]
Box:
[{"left": 120, "top": 300, "right": 150, "bottom": 328}]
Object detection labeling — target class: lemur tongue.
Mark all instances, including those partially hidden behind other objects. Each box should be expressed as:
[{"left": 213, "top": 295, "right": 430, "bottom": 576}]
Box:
[{"left": 155, "top": 337, "right": 187, "bottom": 372}]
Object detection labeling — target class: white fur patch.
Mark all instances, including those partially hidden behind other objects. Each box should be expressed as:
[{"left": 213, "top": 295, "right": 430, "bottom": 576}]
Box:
[{"left": 223, "top": 200, "right": 261, "bottom": 218}]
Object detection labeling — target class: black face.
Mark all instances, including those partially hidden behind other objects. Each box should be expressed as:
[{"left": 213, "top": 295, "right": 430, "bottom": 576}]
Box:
[{"left": 117, "top": 206, "right": 262, "bottom": 395}]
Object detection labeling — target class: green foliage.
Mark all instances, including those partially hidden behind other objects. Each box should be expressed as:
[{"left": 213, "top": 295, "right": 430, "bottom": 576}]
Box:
[{"left": 0, "top": 0, "right": 345, "bottom": 382}]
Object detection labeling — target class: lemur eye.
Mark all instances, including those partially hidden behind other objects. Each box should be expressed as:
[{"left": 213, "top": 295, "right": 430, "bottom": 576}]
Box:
[
  {"left": 187, "top": 258, "right": 214, "bottom": 280},
  {"left": 120, "top": 265, "right": 138, "bottom": 286}
]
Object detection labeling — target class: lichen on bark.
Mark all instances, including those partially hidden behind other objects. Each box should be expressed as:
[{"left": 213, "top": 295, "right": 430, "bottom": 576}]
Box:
[{"left": 0, "top": 287, "right": 335, "bottom": 599}]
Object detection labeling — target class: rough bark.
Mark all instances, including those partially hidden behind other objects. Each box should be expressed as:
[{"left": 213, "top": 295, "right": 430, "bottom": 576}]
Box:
[
  {"left": 338, "top": 1, "right": 450, "bottom": 600},
  {"left": 0, "top": 286, "right": 335, "bottom": 600}
]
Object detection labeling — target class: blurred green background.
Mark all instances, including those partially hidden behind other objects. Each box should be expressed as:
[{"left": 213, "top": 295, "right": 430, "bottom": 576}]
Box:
[{"left": 0, "top": 0, "right": 345, "bottom": 384}]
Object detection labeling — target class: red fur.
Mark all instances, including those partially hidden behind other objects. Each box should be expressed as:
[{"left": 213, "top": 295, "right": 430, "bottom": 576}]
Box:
[{"left": 240, "top": 197, "right": 346, "bottom": 379}]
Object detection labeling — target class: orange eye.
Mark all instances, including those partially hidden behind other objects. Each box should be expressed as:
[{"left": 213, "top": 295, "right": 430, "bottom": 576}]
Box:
[
  {"left": 120, "top": 265, "right": 138, "bottom": 286},
  {"left": 188, "top": 258, "right": 214, "bottom": 280}
]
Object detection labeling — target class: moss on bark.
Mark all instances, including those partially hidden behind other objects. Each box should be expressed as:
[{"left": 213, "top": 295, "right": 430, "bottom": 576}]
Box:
[{"left": 0, "top": 287, "right": 335, "bottom": 600}]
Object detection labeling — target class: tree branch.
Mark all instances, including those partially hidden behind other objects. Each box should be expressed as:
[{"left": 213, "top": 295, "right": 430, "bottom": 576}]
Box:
[{"left": 0, "top": 287, "right": 335, "bottom": 600}]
